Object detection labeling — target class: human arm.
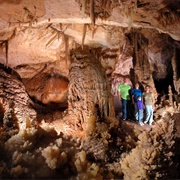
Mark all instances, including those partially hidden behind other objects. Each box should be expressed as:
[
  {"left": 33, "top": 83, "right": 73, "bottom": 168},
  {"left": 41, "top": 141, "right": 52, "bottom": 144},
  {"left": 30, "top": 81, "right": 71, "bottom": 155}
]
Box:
[
  {"left": 132, "top": 95, "right": 135, "bottom": 104},
  {"left": 151, "top": 93, "right": 155, "bottom": 109},
  {"left": 131, "top": 89, "right": 135, "bottom": 104},
  {"left": 117, "top": 85, "right": 121, "bottom": 100}
]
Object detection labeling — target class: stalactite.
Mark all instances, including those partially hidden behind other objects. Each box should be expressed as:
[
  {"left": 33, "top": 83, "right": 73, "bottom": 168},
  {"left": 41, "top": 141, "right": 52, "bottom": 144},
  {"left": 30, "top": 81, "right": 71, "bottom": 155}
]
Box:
[
  {"left": 127, "top": 8, "right": 134, "bottom": 31},
  {"left": 111, "top": 0, "right": 115, "bottom": 6},
  {"left": 64, "top": 35, "right": 69, "bottom": 66},
  {"left": 118, "top": 0, "right": 122, "bottom": 6},
  {"left": 90, "top": 0, "right": 95, "bottom": 25},
  {"left": 1, "top": 29, "right": 16, "bottom": 67},
  {"left": 81, "top": 24, "right": 87, "bottom": 49},
  {"left": 59, "top": 23, "right": 62, "bottom": 31},
  {"left": 132, "top": 32, "right": 141, "bottom": 83},
  {"left": 5, "top": 40, "right": 8, "bottom": 67},
  {"left": 45, "top": 23, "right": 52, "bottom": 30},
  {"left": 81, "top": 0, "right": 87, "bottom": 15},
  {"left": 45, "top": 32, "right": 58, "bottom": 47},
  {"left": 106, "top": 0, "right": 111, "bottom": 11},
  {"left": 100, "top": 0, "right": 103, "bottom": 10},
  {"left": 146, "top": 42, "right": 148, "bottom": 61},
  {"left": 23, "top": 7, "right": 30, "bottom": 22},
  {"left": 168, "top": 85, "right": 173, "bottom": 106},
  {"left": 139, "top": 33, "right": 142, "bottom": 47},
  {"left": 134, "top": 33, "right": 138, "bottom": 67},
  {"left": 171, "top": 48, "right": 180, "bottom": 94},
  {"left": 23, "top": 6, "right": 36, "bottom": 31},
  {"left": 32, "top": 6, "right": 37, "bottom": 22},
  {"left": 92, "top": 25, "right": 97, "bottom": 39},
  {"left": 103, "top": 0, "right": 108, "bottom": 10},
  {"left": 72, "top": 40, "right": 77, "bottom": 50}
]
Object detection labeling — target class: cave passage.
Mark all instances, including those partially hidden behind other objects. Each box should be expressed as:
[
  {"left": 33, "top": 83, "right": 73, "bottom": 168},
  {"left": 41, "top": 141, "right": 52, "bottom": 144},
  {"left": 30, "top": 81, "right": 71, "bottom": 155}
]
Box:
[
  {"left": 175, "top": 48, "right": 180, "bottom": 79},
  {"left": 154, "top": 63, "right": 175, "bottom": 94},
  {"left": 154, "top": 74, "right": 174, "bottom": 94}
]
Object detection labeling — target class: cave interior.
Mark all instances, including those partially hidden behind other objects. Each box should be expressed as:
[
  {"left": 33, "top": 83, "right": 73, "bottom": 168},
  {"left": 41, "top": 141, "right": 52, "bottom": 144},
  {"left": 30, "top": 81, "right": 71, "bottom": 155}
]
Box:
[{"left": 0, "top": 0, "right": 180, "bottom": 179}]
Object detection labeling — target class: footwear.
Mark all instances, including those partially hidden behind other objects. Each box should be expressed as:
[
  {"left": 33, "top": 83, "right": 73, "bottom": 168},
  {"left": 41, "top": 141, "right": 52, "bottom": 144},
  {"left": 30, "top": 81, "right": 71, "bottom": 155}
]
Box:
[
  {"left": 144, "top": 121, "right": 148, "bottom": 124},
  {"left": 140, "top": 122, "right": 144, "bottom": 126},
  {"left": 122, "top": 119, "right": 126, "bottom": 121}
]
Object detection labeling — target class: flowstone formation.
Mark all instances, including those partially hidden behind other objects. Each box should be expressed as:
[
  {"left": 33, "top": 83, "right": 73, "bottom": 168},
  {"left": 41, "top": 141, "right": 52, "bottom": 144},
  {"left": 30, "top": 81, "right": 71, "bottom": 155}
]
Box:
[
  {"left": 0, "top": 65, "right": 37, "bottom": 130},
  {"left": 67, "top": 47, "right": 115, "bottom": 134},
  {"left": 0, "top": 0, "right": 180, "bottom": 179}
]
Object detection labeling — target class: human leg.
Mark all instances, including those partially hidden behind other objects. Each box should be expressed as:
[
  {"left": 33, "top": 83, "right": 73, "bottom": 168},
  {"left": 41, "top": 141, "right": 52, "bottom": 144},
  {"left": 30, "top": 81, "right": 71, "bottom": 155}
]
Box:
[
  {"left": 121, "top": 99, "right": 127, "bottom": 120},
  {"left": 127, "top": 100, "right": 132, "bottom": 119},
  {"left": 134, "top": 104, "right": 138, "bottom": 121},
  {"left": 144, "top": 105, "right": 153, "bottom": 125},
  {"left": 149, "top": 105, "right": 153, "bottom": 125},
  {"left": 138, "top": 110, "right": 144, "bottom": 125},
  {"left": 144, "top": 105, "right": 150, "bottom": 123}
]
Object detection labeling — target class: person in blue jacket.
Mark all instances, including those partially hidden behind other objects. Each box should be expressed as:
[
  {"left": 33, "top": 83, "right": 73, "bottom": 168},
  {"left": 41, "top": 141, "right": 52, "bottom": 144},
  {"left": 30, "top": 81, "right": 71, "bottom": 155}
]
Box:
[{"left": 131, "top": 82, "right": 143, "bottom": 121}]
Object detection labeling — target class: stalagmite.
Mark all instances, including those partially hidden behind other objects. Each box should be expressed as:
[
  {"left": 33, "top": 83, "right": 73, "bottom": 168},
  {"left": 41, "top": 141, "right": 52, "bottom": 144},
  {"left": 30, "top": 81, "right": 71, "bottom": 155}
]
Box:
[
  {"left": 168, "top": 85, "right": 173, "bottom": 106},
  {"left": 67, "top": 47, "right": 115, "bottom": 133},
  {"left": 0, "top": 0, "right": 179, "bottom": 179}
]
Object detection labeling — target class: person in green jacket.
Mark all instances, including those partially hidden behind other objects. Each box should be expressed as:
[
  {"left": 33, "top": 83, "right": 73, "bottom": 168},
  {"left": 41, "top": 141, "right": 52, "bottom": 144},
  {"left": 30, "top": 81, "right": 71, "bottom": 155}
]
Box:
[{"left": 117, "top": 78, "right": 131, "bottom": 121}]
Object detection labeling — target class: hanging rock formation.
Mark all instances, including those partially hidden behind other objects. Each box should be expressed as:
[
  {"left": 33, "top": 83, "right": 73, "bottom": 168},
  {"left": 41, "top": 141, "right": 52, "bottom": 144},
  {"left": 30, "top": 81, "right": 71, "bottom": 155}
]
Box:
[{"left": 0, "top": 1, "right": 179, "bottom": 179}]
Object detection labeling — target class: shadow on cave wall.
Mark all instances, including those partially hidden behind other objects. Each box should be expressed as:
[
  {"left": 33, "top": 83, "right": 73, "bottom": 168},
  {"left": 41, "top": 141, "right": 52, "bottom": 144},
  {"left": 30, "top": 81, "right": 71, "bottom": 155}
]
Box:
[
  {"left": 153, "top": 60, "right": 175, "bottom": 94},
  {"left": 175, "top": 48, "right": 180, "bottom": 79}
]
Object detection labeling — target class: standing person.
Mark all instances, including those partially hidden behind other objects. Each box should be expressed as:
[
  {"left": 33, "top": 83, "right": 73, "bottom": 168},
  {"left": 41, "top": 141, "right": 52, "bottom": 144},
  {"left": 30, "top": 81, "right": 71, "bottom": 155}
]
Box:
[
  {"left": 143, "top": 85, "right": 154, "bottom": 125},
  {"left": 117, "top": 78, "right": 131, "bottom": 121},
  {"left": 136, "top": 96, "right": 144, "bottom": 126},
  {"left": 131, "top": 82, "right": 143, "bottom": 121}
]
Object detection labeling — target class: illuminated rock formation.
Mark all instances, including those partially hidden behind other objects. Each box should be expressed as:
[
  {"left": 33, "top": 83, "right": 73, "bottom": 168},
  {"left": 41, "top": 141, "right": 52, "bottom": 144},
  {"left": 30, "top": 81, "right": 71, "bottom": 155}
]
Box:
[{"left": 0, "top": 0, "right": 179, "bottom": 179}]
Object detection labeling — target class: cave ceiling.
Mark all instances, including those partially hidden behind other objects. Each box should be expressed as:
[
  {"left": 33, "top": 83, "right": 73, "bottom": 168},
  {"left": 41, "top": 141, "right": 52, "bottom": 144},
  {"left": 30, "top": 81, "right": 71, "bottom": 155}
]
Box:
[
  {"left": 0, "top": 1, "right": 180, "bottom": 179},
  {"left": 0, "top": 0, "right": 180, "bottom": 92}
]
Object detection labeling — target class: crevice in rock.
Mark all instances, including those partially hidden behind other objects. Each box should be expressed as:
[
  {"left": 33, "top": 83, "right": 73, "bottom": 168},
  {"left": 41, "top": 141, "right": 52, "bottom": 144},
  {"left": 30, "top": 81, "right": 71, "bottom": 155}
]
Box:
[
  {"left": 153, "top": 70, "right": 174, "bottom": 94},
  {"left": 175, "top": 48, "right": 180, "bottom": 80}
]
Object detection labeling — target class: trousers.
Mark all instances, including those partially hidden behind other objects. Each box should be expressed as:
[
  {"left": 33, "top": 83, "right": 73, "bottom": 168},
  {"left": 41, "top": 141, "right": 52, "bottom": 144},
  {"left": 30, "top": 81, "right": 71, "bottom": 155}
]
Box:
[{"left": 121, "top": 99, "right": 131, "bottom": 120}]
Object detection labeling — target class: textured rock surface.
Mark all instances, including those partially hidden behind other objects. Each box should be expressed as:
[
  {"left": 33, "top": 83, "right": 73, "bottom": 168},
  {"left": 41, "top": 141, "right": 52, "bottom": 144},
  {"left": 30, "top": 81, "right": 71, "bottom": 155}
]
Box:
[
  {"left": 15, "top": 62, "right": 69, "bottom": 106},
  {"left": 0, "top": 1, "right": 179, "bottom": 179},
  {"left": 0, "top": 65, "right": 37, "bottom": 129},
  {"left": 0, "top": 0, "right": 179, "bottom": 84},
  {"left": 67, "top": 48, "right": 115, "bottom": 132}
]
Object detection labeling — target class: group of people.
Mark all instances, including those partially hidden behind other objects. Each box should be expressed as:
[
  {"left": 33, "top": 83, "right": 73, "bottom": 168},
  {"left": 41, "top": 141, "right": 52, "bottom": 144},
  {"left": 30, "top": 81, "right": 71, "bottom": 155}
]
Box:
[{"left": 117, "top": 78, "right": 154, "bottom": 126}]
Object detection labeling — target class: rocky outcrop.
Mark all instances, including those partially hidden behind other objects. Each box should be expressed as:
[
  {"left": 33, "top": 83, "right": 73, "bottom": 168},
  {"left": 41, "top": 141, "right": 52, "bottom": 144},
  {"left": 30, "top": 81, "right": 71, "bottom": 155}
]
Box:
[{"left": 0, "top": 65, "right": 37, "bottom": 130}]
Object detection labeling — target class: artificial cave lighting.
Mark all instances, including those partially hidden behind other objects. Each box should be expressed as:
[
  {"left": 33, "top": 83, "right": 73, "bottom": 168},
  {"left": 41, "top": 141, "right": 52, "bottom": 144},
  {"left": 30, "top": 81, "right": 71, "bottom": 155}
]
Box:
[{"left": 0, "top": 0, "right": 180, "bottom": 179}]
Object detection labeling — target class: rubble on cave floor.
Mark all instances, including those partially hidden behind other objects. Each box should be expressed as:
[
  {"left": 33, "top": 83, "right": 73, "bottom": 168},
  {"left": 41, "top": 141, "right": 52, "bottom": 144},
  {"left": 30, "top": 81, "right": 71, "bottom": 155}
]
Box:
[
  {"left": 0, "top": 99, "right": 179, "bottom": 179},
  {"left": 0, "top": 62, "right": 179, "bottom": 179}
]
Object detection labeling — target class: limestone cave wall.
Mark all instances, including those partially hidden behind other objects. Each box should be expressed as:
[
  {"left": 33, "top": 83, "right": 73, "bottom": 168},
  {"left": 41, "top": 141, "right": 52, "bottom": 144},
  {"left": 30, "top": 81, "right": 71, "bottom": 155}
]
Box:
[{"left": 0, "top": 0, "right": 179, "bottom": 179}]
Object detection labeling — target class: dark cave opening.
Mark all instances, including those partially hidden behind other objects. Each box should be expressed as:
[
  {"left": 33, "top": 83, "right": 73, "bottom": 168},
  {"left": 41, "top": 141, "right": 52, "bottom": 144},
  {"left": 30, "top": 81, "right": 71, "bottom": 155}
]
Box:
[
  {"left": 154, "top": 76, "right": 173, "bottom": 94},
  {"left": 153, "top": 64, "right": 175, "bottom": 95},
  {"left": 175, "top": 48, "right": 180, "bottom": 79}
]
